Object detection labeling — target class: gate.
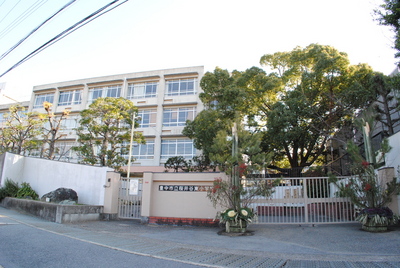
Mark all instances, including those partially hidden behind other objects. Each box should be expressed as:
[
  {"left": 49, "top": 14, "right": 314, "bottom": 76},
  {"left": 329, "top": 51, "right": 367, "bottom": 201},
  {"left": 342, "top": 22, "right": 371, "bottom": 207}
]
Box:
[
  {"left": 248, "top": 177, "right": 356, "bottom": 224},
  {"left": 118, "top": 177, "right": 142, "bottom": 219}
]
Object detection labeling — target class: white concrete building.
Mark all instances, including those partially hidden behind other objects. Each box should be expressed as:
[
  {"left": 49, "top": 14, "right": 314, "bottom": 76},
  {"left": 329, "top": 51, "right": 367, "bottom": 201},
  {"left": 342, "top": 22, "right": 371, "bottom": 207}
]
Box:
[{"left": 28, "top": 66, "right": 205, "bottom": 169}]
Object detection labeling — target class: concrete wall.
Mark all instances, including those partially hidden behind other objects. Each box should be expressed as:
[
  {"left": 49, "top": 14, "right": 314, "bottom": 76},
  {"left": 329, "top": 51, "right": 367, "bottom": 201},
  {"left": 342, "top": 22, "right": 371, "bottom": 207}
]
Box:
[
  {"left": 0, "top": 152, "right": 115, "bottom": 206},
  {"left": 387, "top": 131, "right": 400, "bottom": 176},
  {"left": 0, "top": 153, "right": 25, "bottom": 186},
  {"left": 1, "top": 197, "right": 103, "bottom": 223},
  {"left": 386, "top": 132, "right": 400, "bottom": 215},
  {"left": 141, "top": 172, "right": 225, "bottom": 220},
  {"left": 378, "top": 167, "right": 400, "bottom": 215}
]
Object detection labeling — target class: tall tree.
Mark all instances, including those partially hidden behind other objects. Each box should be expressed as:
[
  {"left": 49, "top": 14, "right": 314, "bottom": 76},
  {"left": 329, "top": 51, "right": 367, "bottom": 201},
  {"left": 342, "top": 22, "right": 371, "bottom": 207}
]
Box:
[
  {"left": 374, "top": 0, "right": 400, "bottom": 62},
  {"left": 0, "top": 105, "right": 43, "bottom": 155},
  {"left": 73, "top": 97, "right": 144, "bottom": 170},
  {"left": 184, "top": 67, "right": 279, "bottom": 159},
  {"left": 183, "top": 109, "right": 231, "bottom": 158},
  {"left": 184, "top": 67, "right": 276, "bottom": 178},
  {"left": 370, "top": 73, "right": 400, "bottom": 136},
  {"left": 209, "top": 123, "right": 271, "bottom": 175},
  {"left": 186, "top": 45, "right": 375, "bottom": 172},
  {"left": 260, "top": 44, "right": 375, "bottom": 170}
]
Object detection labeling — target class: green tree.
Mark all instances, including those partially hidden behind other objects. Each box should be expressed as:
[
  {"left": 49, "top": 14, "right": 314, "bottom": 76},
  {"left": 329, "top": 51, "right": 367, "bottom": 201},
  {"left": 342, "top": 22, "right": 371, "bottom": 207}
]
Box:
[
  {"left": 191, "top": 155, "right": 215, "bottom": 172},
  {"left": 183, "top": 67, "right": 279, "bottom": 159},
  {"left": 370, "top": 73, "right": 400, "bottom": 136},
  {"left": 374, "top": 0, "right": 400, "bottom": 61},
  {"left": 73, "top": 97, "right": 144, "bottom": 170},
  {"left": 164, "top": 156, "right": 188, "bottom": 172},
  {"left": 260, "top": 44, "right": 375, "bottom": 170},
  {"left": 209, "top": 123, "right": 271, "bottom": 175},
  {"left": 183, "top": 109, "right": 231, "bottom": 158},
  {"left": 0, "top": 105, "right": 43, "bottom": 155}
]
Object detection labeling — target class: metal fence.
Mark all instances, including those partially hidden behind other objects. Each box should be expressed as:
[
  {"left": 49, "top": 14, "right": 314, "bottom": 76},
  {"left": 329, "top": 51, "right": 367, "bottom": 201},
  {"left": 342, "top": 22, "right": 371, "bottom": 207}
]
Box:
[{"left": 247, "top": 177, "right": 356, "bottom": 224}]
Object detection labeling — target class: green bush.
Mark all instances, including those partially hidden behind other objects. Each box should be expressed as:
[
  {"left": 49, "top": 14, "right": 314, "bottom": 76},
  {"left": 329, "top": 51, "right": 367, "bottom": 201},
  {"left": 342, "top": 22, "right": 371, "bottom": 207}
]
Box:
[
  {"left": 0, "top": 179, "right": 39, "bottom": 201},
  {"left": 0, "top": 188, "right": 5, "bottom": 201},
  {"left": 17, "top": 182, "right": 39, "bottom": 200},
  {"left": 0, "top": 179, "right": 19, "bottom": 201}
]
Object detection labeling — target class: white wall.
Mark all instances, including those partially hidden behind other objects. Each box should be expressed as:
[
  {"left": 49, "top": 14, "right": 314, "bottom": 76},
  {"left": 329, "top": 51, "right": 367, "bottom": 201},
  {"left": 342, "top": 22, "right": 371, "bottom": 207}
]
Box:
[
  {"left": 0, "top": 153, "right": 25, "bottom": 185},
  {"left": 0, "top": 152, "right": 112, "bottom": 205},
  {"left": 386, "top": 132, "right": 400, "bottom": 215},
  {"left": 387, "top": 131, "right": 400, "bottom": 177}
]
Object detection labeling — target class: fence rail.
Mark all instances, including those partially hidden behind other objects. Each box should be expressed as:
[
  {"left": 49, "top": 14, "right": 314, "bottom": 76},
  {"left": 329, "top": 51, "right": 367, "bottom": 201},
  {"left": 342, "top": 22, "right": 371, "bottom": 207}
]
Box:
[{"left": 245, "top": 177, "right": 356, "bottom": 224}]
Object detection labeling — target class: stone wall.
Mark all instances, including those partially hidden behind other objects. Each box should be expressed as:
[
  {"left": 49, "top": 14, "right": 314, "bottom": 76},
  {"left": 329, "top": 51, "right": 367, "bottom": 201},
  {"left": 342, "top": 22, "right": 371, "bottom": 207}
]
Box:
[{"left": 1, "top": 197, "right": 103, "bottom": 223}]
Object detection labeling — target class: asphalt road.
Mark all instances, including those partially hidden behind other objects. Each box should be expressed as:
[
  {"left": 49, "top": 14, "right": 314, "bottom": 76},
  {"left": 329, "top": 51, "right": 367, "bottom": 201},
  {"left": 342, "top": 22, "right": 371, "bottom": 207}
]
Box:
[
  {"left": 0, "top": 221, "right": 203, "bottom": 268},
  {"left": 1, "top": 206, "right": 400, "bottom": 268}
]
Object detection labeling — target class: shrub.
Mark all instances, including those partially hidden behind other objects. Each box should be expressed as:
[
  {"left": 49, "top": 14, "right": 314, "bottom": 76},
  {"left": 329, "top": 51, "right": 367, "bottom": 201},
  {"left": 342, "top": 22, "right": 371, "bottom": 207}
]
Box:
[
  {"left": 17, "top": 182, "right": 39, "bottom": 200},
  {"left": 0, "top": 179, "right": 19, "bottom": 201},
  {"left": 0, "top": 179, "right": 39, "bottom": 201}
]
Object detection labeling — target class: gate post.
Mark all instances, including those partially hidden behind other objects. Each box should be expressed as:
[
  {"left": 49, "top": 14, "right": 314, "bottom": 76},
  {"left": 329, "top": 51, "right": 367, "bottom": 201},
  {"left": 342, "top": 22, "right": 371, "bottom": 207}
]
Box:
[
  {"left": 141, "top": 172, "right": 154, "bottom": 222},
  {"left": 103, "top": 171, "right": 120, "bottom": 220},
  {"left": 379, "top": 167, "right": 399, "bottom": 215},
  {"left": 304, "top": 178, "right": 309, "bottom": 223}
]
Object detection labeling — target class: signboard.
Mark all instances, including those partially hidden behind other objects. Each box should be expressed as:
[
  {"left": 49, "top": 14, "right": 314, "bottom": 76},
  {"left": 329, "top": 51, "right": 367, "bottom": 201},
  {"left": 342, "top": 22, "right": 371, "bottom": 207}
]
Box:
[
  {"left": 129, "top": 179, "right": 139, "bottom": 195},
  {"left": 159, "top": 185, "right": 210, "bottom": 192}
]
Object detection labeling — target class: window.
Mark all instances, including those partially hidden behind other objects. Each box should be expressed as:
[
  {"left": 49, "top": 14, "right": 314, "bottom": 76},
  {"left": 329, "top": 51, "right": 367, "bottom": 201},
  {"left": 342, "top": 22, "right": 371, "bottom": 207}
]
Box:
[
  {"left": 0, "top": 112, "right": 5, "bottom": 127},
  {"left": 90, "top": 88, "right": 103, "bottom": 101},
  {"left": 163, "top": 107, "right": 196, "bottom": 127},
  {"left": 54, "top": 142, "right": 78, "bottom": 162},
  {"left": 61, "top": 116, "right": 79, "bottom": 130},
  {"left": 137, "top": 109, "right": 157, "bottom": 128},
  {"left": 161, "top": 139, "right": 196, "bottom": 159},
  {"left": 88, "top": 85, "right": 121, "bottom": 103},
  {"left": 127, "top": 82, "right": 157, "bottom": 99},
  {"left": 58, "top": 90, "right": 82, "bottom": 106},
  {"left": 166, "top": 78, "right": 196, "bottom": 96},
  {"left": 106, "top": 85, "right": 120, "bottom": 97},
  {"left": 129, "top": 139, "right": 155, "bottom": 160},
  {"left": 33, "top": 93, "right": 54, "bottom": 108}
]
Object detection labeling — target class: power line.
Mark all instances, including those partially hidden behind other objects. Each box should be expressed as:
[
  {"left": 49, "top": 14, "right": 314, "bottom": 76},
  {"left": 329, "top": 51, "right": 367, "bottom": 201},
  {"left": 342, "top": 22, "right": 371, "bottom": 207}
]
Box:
[
  {"left": 0, "top": 0, "right": 48, "bottom": 40},
  {"left": 0, "top": 0, "right": 76, "bottom": 61},
  {"left": 0, "top": 0, "right": 6, "bottom": 9},
  {"left": 0, "top": 0, "right": 22, "bottom": 25},
  {"left": 0, "top": 0, "right": 129, "bottom": 78}
]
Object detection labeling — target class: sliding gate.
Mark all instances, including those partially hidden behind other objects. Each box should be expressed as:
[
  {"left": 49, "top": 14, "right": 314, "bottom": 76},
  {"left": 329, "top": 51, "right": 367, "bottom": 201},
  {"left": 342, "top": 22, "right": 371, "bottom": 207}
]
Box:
[
  {"left": 249, "top": 177, "right": 356, "bottom": 224},
  {"left": 118, "top": 177, "right": 142, "bottom": 219}
]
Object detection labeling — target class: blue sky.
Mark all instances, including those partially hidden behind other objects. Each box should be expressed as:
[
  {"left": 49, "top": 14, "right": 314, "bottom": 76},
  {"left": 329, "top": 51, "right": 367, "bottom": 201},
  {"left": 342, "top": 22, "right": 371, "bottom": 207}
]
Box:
[{"left": 0, "top": 0, "right": 397, "bottom": 103}]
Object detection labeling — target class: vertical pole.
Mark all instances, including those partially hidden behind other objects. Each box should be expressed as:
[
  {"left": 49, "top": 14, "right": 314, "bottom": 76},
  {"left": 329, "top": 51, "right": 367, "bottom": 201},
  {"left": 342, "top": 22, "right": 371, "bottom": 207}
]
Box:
[
  {"left": 232, "top": 121, "right": 240, "bottom": 210},
  {"left": 304, "top": 178, "right": 309, "bottom": 223},
  {"left": 126, "top": 112, "right": 136, "bottom": 196}
]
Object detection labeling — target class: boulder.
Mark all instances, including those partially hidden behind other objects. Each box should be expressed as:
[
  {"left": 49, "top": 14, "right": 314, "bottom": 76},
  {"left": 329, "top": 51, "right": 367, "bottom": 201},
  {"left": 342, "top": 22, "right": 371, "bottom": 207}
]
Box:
[{"left": 41, "top": 188, "right": 78, "bottom": 204}]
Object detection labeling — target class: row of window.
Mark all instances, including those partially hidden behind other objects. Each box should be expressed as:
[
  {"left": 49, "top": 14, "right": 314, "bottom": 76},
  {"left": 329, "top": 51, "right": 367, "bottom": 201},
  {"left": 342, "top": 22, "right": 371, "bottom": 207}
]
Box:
[
  {"left": 33, "top": 79, "right": 197, "bottom": 108},
  {"left": 139, "top": 107, "right": 196, "bottom": 127},
  {"left": 3, "top": 105, "right": 196, "bottom": 130},
  {"left": 124, "top": 139, "right": 196, "bottom": 159},
  {"left": 52, "top": 139, "right": 196, "bottom": 161},
  {"left": 40, "top": 106, "right": 196, "bottom": 130}
]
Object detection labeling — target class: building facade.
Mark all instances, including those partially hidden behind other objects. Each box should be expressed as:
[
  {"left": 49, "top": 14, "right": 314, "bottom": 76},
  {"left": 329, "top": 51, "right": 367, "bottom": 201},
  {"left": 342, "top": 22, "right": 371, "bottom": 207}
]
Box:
[
  {"left": 28, "top": 66, "right": 205, "bottom": 168},
  {"left": 0, "top": 101, "right": 30, "bottom": 128}
]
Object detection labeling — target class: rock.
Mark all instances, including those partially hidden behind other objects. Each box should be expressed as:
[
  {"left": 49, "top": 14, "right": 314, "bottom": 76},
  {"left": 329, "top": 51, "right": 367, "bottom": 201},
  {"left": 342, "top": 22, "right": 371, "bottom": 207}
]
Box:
[{"left": 41, "top": 188, "right": 78, "bottom": 204}]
